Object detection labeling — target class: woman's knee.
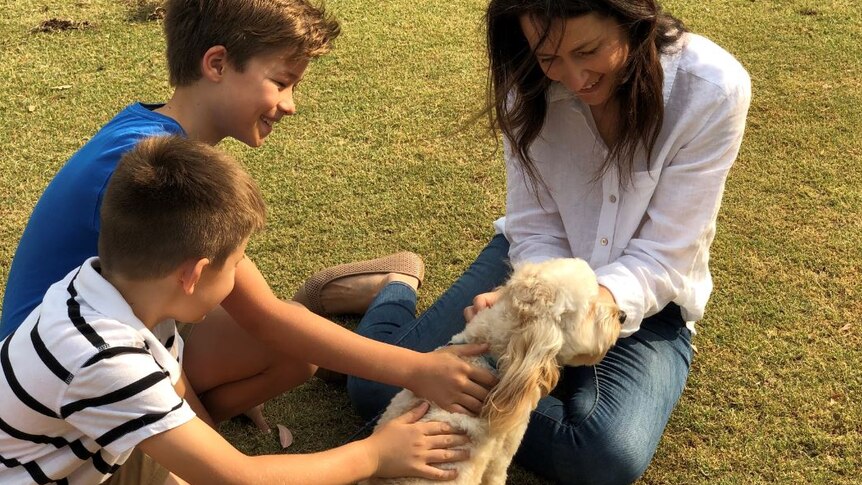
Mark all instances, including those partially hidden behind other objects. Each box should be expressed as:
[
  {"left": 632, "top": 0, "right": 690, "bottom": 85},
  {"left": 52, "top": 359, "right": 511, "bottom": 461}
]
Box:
[
  {"left": 518, "top": 410, "right": 659, "bottom": 485},
  {"left": 553, "top": 429, "right": 657, "bottom": 485},
  {"left": 589, "top": 440, "right": 653, "bottom": 484}
]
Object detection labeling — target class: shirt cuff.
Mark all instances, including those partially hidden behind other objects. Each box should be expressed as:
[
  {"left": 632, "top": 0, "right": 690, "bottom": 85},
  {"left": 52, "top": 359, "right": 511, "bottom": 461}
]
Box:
[
  {"left": 594, "top": 263, "right": 646, "bottom": 338},
  {"left": 493, "top": 216, "right": 506, "bottom": 235}
]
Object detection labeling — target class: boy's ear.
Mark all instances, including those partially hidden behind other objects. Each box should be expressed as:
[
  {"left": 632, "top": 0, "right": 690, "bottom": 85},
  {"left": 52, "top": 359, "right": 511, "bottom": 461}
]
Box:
[
  {"left": 201, "top": 45, "right": 228, "bottom": 81},
  {"left": 180, "top": 258, "right": 211, "bottom": 295}
]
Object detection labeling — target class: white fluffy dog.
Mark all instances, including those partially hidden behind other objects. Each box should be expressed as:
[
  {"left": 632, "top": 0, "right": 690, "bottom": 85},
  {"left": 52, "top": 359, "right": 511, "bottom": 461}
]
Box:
[{"left": 361, "top": 258, "right": 624, "bottom": 485}]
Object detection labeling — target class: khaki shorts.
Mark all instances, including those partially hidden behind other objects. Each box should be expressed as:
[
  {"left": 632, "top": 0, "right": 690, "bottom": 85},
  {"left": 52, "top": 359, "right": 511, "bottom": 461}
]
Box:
[{"left": 105, "top": 448, "right": 169, "bottom": 485}]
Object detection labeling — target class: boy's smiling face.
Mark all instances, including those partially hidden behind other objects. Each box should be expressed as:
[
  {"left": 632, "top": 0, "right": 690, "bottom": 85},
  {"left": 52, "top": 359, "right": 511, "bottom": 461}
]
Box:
[{"left": 215, "top": 50, "right": 309, "bottom": 147}]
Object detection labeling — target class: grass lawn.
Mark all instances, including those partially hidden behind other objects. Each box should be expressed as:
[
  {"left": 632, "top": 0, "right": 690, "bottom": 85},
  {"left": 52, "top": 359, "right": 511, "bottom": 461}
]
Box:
[{"left": 1, "top": 0, "right": 860, "bottom": 483}]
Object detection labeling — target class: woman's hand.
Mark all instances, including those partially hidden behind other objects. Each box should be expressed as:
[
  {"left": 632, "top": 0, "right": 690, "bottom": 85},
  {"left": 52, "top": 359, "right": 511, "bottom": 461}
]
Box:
[
  {"left": 463, "top": 290, "right": 502, "bottom": 323},
  {"left": 366, "top": 402, "right": 470, "bottom": 481},
  {"left": 407, "top": 345, "right": 498, "bottom": 415}
]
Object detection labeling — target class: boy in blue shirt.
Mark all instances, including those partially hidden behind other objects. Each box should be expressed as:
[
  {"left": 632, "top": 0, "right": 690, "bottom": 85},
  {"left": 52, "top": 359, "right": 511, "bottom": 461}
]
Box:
[{"left": 2, "top": 0, "right": 494, "bottom": 432}]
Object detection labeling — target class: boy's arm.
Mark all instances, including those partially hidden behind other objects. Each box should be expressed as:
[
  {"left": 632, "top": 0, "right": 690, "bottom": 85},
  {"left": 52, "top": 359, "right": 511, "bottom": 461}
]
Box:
[
  {"left": 138, "top": 417, "right": 375, "bottom": 484},
  {"left": 138, "top": 403, "right": 465, "bottom": 484},
  {"left": 174, "top": 370, "right": 215, "bottom": 429},
  {"left": 221, "top": 258, "right": 496, "bottom": 415}
]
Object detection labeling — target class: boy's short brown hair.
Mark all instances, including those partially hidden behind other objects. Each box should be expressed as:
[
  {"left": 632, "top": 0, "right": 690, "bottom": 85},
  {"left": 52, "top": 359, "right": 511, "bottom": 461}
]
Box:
[
  {"left": 99, "top": 136, "right": 266, "bottom": 279},
  {"left": 164, "top": 0, "right": 341, "bottom": 86}
]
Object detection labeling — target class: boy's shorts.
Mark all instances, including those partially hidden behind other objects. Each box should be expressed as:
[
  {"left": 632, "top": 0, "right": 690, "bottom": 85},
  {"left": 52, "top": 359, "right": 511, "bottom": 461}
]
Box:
[{"left": 105, "top": 448, "right": 169, "bottom": 485}]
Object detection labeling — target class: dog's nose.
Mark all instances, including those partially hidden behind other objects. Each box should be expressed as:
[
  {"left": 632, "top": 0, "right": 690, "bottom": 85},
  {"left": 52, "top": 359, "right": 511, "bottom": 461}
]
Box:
[{"left": 618, "top": 311, "right": 627, "bottom": 325}]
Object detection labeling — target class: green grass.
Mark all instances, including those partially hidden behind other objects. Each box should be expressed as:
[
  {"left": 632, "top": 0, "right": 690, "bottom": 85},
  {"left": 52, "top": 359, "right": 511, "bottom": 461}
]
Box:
[{"left": 1, "top": 0, "right": 860, "bottom": 483}]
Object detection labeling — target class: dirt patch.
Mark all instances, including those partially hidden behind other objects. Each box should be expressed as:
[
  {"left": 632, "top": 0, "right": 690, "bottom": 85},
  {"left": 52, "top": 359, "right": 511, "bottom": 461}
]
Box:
[
  {"left": 32, "top": 18, "right": 92, "bottom": 33},
  {"left": 126, "top": 0, "right": 166, "bottom": 22},
  {"left": 146, "top": 7, "right": 166, "bottom": 21}
]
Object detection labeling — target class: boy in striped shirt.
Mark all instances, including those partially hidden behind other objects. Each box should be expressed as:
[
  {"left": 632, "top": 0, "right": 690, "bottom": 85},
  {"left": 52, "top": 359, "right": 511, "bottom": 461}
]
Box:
[{"left": 0, "top": 136, "right": 469, "bottom": 484}]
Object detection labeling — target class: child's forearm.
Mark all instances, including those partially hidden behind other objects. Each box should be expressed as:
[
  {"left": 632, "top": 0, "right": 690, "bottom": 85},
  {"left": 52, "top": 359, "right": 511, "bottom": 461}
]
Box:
[
  {"left": 140, "top": 417, "right": 380, "bottom": 484},
  {"left": 258, "top": 302, "right": 425, "bottom": 387},
  {"left": 245, "top": 439, "right": 377, "bottom": 484},
  {"left": 223, "top": 259, "right": 495, "bottom": 415},
  {"left": 222, "top": 259, "right": 424, "bottom": 388},
  {"left": 288, "top": 308, "right": 422, "bottom": 384}
]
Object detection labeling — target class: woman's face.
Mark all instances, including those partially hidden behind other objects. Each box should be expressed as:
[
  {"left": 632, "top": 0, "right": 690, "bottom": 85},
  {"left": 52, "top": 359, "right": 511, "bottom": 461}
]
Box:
[{"left": 519, "top": 13, "right": 630, "bottom": 107}]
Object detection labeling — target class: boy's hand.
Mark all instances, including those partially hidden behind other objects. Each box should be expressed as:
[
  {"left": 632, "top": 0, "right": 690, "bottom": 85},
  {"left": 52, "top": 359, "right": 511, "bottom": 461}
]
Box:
[
  {"left": 367, "top": 402, "right": 469, "bottom": 480},
  {"left": 409, "top": 345, "right": 498, "bottom": 415},
  {"left": 463, "top": 290, "right": 502, "bottom": 323}
]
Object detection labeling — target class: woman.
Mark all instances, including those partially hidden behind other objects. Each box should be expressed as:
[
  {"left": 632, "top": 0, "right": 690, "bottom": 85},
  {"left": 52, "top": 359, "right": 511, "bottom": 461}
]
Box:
[{"left": 327, "top": 0, "right": 751, "bottom": 482}]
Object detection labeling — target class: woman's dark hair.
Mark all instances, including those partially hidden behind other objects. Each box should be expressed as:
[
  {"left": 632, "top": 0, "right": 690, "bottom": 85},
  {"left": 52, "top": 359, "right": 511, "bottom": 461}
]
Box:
[{"left": 485, "top": 0, "right": 686, "bottom": 187}]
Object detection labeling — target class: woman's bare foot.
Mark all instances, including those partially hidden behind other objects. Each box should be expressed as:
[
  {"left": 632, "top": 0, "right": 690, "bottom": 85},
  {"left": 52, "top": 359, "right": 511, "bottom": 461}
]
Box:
[{"left": 317, "top": 273, "right": 419, "bottom": 315}]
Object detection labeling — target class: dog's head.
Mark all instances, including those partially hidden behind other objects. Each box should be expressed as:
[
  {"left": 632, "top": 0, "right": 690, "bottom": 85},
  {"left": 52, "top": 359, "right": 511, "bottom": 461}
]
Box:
[
  {"left": 483, "top": 258, "right": 622, "bottom": 431},
  {"left": 539, "top": 258, "right": 624, "bottom": 367}
]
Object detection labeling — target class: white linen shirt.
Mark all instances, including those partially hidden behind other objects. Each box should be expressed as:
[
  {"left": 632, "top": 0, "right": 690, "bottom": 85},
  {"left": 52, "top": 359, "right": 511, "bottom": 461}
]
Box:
[{"left": 494, "top": 33, "right": 751, "bottom": 337}]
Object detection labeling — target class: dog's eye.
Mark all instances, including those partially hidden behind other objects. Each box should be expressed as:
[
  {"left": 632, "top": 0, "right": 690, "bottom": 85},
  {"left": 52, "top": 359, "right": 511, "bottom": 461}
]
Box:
[{"left": 618, "top": 311, "right": 627, "bottom": 325}]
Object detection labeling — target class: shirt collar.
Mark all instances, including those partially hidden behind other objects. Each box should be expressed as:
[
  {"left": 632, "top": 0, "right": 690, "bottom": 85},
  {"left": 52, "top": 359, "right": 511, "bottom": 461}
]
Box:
[
  {"left": 659, "top": 32, "right": 688, "bottom": 104},
  {"left": 73, "top": 257, "right": 182, "bottom": 378},
  {"left": 74, "top": 257, "right": 147, "bottom": 333}
]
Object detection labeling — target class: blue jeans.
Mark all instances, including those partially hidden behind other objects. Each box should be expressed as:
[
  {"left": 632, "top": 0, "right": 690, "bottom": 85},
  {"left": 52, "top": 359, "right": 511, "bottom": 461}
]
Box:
[{"left": 347, "top": 234, "right": 693, "bottom": 484}]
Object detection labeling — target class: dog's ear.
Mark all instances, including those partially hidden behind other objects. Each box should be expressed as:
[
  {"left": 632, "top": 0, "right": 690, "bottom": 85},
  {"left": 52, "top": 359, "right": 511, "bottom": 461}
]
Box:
[
  {"left": 509, "top": 268, "right": 556, "bottom": 322},
  {"left": 483, "top": 278, "right": 563, "bottom": 433}
]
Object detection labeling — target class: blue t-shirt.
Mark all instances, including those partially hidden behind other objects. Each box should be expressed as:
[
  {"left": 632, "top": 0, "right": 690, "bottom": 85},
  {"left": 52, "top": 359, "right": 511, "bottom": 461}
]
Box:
[{"left": 0, "top": 104, "right": 184, "bottom": 338}]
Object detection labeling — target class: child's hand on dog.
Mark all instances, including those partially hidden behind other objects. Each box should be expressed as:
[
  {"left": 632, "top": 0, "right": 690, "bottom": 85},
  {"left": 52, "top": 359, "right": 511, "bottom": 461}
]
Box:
[
  {"left": 366, "top": 402, "right": 470, "bottom": 480},
  {"left": 411, "top": 344, "right": 498, "bottom": 416}
]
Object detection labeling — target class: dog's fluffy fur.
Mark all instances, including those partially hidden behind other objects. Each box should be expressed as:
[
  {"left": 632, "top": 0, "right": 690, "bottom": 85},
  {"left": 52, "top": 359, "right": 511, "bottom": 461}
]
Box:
[{"left": 361, "top": 258, "right": 623, "bottom": 485}]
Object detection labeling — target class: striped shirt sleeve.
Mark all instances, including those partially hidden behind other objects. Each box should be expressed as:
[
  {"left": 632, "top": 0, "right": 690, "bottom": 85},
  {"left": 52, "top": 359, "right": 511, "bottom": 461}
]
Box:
[{"left": 61, "top": 344, "right": 195, "bottom": 457}]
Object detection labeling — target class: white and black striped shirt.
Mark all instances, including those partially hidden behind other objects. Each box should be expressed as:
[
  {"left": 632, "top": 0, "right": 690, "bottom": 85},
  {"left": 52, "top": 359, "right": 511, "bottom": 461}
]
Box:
[{"left": 0, "top": 258, "right": 195, "bottom": 484}]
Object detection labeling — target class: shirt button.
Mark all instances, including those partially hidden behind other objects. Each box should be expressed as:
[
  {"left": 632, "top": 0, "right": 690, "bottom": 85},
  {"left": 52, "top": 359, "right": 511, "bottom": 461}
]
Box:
[
  {"left": 609, "top": 195, "right": 617, "bottom": 203},
  {"left": 600, "top": 238, "right": 608, "bottom": 246}
]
